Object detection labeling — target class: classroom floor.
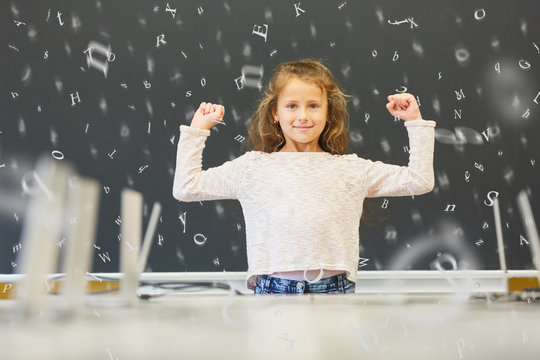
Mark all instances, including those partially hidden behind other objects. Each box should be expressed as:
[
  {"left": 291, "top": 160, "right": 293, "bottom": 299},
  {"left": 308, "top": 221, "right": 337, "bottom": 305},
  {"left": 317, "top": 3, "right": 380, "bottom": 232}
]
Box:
[{"left": 1, "top": 293, "right": 539, "bottom": 359}]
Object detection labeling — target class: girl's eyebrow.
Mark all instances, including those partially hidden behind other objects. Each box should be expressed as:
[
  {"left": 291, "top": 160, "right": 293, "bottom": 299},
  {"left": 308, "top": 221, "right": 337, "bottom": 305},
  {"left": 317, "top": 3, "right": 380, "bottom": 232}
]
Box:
[{"left": 283, "top": 99, "right": 321, "bottom": 103}]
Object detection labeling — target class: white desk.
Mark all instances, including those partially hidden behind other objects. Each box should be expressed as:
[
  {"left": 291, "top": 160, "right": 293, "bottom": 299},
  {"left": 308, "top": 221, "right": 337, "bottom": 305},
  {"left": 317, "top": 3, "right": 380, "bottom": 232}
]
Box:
[{"left": 1, "top": 292, "right": 539, "bottom": 360}]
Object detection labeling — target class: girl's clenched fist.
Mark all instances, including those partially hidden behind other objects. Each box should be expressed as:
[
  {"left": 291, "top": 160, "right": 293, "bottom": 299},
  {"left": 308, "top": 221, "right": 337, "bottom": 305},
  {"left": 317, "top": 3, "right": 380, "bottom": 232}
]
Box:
[
  {"left": 386, "top": 93, "right": 422, "bottom": 121},
  {"left": 190, "top": 102, "right": 226, "bottom": 130}
]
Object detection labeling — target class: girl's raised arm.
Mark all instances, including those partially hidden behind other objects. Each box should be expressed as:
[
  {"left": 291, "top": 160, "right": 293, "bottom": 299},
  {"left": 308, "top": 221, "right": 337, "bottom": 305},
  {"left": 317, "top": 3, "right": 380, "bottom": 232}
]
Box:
[
  {"left": 359, "top": 119, "right": 436, "bottom": 198},
  {"left": 360, "top": 93, "right": 436, "bottom": 198},
  {"left": 172, "top": 102, "right": 247, "bottom": 202}
]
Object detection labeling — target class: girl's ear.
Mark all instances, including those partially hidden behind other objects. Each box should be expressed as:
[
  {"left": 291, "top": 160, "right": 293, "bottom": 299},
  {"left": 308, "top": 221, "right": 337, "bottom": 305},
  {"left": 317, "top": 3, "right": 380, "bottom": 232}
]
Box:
[{"left": 271, "top": 106, "right": 278, "bottom": 121}]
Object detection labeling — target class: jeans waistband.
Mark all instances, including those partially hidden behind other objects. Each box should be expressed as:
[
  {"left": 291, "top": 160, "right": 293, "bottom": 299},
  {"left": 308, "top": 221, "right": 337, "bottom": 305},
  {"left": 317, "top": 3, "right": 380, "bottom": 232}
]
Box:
[{"left": 257, "top": 272, "right": 348, "bottom": 288}]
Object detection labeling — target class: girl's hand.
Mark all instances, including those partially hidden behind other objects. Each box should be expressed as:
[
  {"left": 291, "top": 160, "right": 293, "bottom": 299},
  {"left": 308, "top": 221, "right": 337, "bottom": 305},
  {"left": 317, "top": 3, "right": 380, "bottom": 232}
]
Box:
[
  {"left": 386, "top": 93, "right": 422, "bottom": 121},
  {"left": 190, "top": 102, "right": 226, "bottom": 130}
]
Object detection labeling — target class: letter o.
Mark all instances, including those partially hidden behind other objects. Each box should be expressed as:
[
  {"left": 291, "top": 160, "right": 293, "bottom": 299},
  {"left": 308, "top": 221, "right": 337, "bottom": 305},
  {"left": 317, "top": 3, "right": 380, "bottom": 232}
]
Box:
[
  {"left": 474, "top": 9, "right": 486, "bottom": 20},
  {"left": 349, "top": 129, "right": 363, "bottom": 143},
  {"left": 52, "top": 150, "right": 64, "bottom": 160},
  {"left": 120, "top": 125, "right": 130, "bottom": 138},
  {"left": 455, "top": 48, "right": 470, "bottom": 63},
  {"left": 194, "top": 233, "right": 207, "bottom": 246},
  {"left": 303, "top": 262, "right": 324, "bottom": 283}
]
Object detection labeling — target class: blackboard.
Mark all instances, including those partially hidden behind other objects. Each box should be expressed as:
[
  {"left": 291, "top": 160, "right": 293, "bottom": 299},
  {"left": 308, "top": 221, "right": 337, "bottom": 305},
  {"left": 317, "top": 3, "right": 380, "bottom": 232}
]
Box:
[{"left": 2, "top": 0, "right": 539, "bottom": 276}]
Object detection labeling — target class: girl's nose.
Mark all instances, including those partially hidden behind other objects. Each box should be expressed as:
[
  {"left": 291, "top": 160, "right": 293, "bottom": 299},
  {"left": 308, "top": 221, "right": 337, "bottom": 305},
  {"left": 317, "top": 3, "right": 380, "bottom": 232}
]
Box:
[{"left": 298, "top": 107, "right": 307, "bottom": 119}]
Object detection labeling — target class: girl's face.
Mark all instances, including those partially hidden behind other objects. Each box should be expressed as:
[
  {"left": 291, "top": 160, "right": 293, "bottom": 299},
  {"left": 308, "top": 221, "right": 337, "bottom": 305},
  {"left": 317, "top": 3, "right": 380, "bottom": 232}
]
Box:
[{"left": 272, "top": 77, "right": 328, "bottom": 152}]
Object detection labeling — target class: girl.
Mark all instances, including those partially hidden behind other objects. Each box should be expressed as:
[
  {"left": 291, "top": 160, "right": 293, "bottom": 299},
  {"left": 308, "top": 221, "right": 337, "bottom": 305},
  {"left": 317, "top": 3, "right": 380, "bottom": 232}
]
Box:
[{"left": 173, "top": 59, "right": 436, "bottom": 295}]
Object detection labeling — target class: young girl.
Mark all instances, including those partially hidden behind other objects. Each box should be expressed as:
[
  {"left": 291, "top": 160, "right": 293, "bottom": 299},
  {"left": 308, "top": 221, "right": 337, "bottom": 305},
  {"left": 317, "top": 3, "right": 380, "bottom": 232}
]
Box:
[{"left": 173, "top": 59, "right": 436, "bottom": 295}]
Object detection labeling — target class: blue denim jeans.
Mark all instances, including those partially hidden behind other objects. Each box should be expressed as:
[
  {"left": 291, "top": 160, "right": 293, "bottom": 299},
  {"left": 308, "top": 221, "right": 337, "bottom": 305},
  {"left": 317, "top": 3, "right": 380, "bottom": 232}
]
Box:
[{"left": 254, "top": 272, "right": 355, "bottom": 294}]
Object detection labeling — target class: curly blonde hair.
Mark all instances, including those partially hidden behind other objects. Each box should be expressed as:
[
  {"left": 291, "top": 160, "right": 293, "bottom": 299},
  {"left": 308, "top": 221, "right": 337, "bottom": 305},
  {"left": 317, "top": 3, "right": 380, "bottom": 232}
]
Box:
[
  {"left": 242, "top": 58, "right": 351, "bottom": 155},
  {"left": 242, "top": 58, "right": 386, "bottom": 229}
]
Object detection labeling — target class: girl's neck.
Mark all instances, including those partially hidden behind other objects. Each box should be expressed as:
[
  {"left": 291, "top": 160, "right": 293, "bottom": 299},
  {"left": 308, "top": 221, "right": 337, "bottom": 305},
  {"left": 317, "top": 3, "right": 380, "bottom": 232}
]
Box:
[{"left": 279, "top": 146, "right": 325, "bottom": 153}]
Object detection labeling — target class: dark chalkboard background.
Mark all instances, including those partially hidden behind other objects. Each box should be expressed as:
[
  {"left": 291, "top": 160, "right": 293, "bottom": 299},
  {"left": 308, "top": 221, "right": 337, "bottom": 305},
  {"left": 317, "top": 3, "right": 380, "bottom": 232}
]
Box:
[{"left": 2, "top": 0, "right": 539, "bottom": 276}]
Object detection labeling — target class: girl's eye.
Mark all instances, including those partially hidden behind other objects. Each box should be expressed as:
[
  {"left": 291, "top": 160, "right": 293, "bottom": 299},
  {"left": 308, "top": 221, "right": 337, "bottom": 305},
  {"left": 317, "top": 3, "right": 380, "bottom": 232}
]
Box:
[{"left": 286, "top": 104, "right": 319, "bottom": 108}]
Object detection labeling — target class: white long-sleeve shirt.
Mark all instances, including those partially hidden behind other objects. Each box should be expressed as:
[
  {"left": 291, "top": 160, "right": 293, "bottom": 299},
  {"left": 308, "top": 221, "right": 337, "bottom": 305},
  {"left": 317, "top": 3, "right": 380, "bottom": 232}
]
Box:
[{"left": 173, "top": 119, "right": 436, "bottom": 290}]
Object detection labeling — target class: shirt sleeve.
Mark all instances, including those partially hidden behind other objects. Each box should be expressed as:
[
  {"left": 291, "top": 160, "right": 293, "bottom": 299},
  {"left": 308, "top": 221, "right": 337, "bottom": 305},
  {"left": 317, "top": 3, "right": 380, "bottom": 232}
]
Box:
[
  {"left": 172, "top": 125, "right": 246, "bottom": 202},
  {"left": 359, "top": 119, "right": 436, "bottom": 198}
]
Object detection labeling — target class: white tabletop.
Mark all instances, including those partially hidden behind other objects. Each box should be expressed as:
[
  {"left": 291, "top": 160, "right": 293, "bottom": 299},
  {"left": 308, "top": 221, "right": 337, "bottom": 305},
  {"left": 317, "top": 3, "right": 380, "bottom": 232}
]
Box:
[{"left": 1, "top": 292, "right": 538, "bottom": 360}]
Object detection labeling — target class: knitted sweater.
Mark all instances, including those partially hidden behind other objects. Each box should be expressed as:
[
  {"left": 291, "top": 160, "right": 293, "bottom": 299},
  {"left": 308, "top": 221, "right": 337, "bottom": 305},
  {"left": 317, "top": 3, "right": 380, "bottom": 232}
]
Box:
[{"left": 173, "top": 119, "right": 436, "bottom": 290}]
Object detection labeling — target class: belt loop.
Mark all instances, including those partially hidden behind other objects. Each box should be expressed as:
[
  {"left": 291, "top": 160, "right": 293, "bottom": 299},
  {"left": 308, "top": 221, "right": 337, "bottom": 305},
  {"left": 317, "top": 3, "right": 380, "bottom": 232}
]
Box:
[
  {"left": 337, "top": 273, "right": 344, "bottom": 292},
  {"left": 298, "top": 279, "right": 306, "bottom": 294}
]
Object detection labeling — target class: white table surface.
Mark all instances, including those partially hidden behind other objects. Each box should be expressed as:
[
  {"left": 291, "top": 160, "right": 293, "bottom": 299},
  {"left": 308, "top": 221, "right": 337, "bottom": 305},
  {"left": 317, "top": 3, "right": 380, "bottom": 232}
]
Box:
[{"left": 1, "top": 292, "right": 539, "bottom": 360}]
